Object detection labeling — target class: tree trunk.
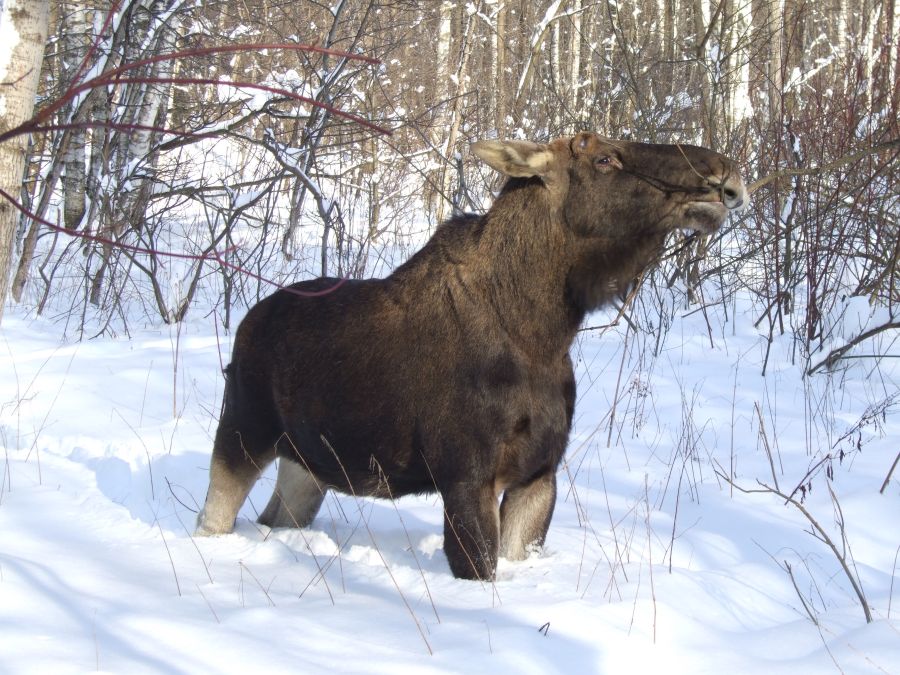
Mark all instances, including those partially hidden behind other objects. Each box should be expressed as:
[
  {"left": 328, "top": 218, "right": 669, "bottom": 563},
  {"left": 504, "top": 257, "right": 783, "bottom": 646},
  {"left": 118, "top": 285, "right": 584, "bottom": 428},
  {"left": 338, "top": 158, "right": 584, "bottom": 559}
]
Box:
[
  {"left": 692, "top": 0, "right": 714, "bottom": 146},
  {"left": 0, "top": 0, "right": 49, "bottom": 321},
  {"left": 437, "top": 6, "right": 476, "bottom": 223},
  {"left": 61, "top": 1, "right": 89, "bottom": 231},
  {"left": 425, "top": 0, "right": 454, "bottom": 222},
  {"left": 570, "top": 0, "right": 583, "bottom": 121},
  {"left": 728, "top": 0, "right": 753, "bottom": 134},
  {"left": 514, "top": 0, "right": 568, "bottom": 115},
  {"left": 492, "top": 2, "right": 507, "bottom": 134}
]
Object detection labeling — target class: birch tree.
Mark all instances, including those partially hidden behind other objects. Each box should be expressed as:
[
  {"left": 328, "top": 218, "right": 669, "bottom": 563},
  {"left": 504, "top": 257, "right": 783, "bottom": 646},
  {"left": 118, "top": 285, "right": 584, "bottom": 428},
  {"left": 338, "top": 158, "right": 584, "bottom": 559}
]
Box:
[
  {"left": 425, "top": 0, "right": 457, "bottom": 223},
  {"left": 0, "top": 0, "right": 48, "bottom": 322},
  {"left": 490, "top": 1, "right": 508, "bottom": 133}
]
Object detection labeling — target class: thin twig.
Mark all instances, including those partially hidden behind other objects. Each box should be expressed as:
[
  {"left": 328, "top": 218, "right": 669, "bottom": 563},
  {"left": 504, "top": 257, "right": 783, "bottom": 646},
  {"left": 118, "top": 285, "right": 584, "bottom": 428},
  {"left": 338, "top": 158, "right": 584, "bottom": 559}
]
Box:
[
  {"left": 196, "top": 584, "right": 220, "bottom": 623},
  {"left": 0, "top": 187, "right": 348, "bottom": 298},
  {"left": 754, "top": 401, "right": 781, "bottom": 491},
  {"left": 747, "top": 139, "right": 900, "bottom": 194},
  {"left": 808, "top": 321, "right": 900, "bottom": 375},
  {"left": 719, "top": 472, "right": 873, "bottom": 624},
  {"left": 371, "top": 459, "right": 440, "bottom": 623},
  {"left": 881, "top": 452, "right": 900, "bottom": 495},
  {"left": 320, "top": 435, "right": 433, "bottom": 655},
  {"left": 173, "top": 508, "right": 213, "bottom": 584},
  {"left": 783, "top": 560, "right": 820, "bottom": 626},
  {"left": 238, "top": 562, "right": 276, "bottom": 607},
  {"left": 157, "top": 522, "right": 182, "bottom": 597}
]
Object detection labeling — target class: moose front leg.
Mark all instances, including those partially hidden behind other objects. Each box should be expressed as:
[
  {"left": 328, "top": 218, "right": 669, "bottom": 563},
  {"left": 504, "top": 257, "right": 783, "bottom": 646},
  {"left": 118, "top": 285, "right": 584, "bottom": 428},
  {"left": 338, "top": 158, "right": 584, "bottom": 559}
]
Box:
[
  {"left": 498, "top": 470, "right": 556, "bottom": 560},
  {"left": 441, "top": 483, "right": 500, "bottom": 580}
]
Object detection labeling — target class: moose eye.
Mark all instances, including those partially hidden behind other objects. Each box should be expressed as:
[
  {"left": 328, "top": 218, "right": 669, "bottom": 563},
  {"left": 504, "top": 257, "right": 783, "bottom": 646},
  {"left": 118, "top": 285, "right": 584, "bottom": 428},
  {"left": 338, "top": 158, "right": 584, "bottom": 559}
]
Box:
[{"left": 596, "top": 156, "right": 611, "bottom": 165}]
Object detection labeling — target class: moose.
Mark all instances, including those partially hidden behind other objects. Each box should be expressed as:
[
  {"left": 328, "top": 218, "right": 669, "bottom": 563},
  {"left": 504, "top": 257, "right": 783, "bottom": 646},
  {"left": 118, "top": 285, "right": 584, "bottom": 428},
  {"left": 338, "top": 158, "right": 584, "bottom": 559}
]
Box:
[{"left": 196, "top": 132, "right": 747, "bottom": 580}]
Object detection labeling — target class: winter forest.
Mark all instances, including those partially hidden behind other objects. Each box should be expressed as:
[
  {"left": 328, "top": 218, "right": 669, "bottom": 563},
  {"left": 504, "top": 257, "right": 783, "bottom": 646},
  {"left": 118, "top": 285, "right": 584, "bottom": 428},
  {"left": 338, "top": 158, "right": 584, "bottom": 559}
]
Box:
[
  {"left": 4, "top": 0, "right": 896, "bottom": 341},
  {"left": 0, "top": 0, "right": 899, "bottom": 672}
]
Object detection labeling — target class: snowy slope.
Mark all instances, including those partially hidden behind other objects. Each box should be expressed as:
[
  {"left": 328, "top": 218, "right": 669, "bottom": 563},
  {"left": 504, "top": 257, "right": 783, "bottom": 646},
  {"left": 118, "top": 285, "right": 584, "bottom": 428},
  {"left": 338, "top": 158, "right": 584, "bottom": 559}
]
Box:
[{"left": 1, "top": 299, "right": 898, "bottom": 674}]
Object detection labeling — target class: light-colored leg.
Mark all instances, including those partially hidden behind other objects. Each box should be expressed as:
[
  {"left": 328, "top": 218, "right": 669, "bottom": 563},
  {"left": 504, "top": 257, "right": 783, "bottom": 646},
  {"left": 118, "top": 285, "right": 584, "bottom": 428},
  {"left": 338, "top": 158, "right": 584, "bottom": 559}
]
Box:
[
  {"left": 498, "top": 471, "right": 556, "bottom": 560},
  {"left": 196, "top": 456, "right": 262, "bottom": 535},
  {"left": 258, "top": 458, "right": 326, "bottom": 529}
]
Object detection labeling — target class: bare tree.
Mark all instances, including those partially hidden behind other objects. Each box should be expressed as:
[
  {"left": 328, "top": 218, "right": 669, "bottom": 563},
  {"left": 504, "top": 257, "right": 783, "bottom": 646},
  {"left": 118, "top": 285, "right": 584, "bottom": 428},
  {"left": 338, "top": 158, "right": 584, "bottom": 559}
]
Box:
[{"left": 5, "top": 0, "right": 896, "bottom": 364}]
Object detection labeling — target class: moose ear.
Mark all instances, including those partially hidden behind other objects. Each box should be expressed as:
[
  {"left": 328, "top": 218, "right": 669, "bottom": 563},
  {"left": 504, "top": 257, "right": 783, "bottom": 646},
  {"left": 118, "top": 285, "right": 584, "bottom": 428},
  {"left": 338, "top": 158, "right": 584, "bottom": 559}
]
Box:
[{"left": 471, "top": 139, "right": 556, "bottom": 178}]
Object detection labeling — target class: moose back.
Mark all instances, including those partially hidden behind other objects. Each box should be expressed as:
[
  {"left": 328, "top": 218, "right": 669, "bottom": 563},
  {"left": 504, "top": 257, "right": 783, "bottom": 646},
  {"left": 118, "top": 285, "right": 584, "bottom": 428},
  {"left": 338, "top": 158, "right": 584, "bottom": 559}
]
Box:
[{"left": 196, "top": 132, "right": 747, "bottom": 580}]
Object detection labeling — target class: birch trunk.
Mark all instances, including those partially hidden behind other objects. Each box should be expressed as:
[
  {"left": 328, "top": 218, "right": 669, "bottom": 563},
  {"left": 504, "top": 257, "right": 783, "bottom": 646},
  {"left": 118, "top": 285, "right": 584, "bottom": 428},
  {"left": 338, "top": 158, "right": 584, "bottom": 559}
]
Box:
[
  {"left": 113, "top": 1, "right": 174, "bottom": 236},
  {"left": 838, "top": 0, "right": 851, "bottom": 56},
  {"left": 0, "top": 0, "right": 49, "bottom": 321},
  {"left": 728, "top": 0, "right": 753, "bottom": 132},
  {"left": 860, "top": 0, "right": 877, "bottom": 110},
  {"left": 436, "top": 4, "right": 476, "bottom": 224},
  {"left": 692, "top": 0, "right": 714, "bottom": 145},
  {"left": 425, "top": 0, "right": 454, "bottom": 222},
  {"left": 492, "top": 2, "right": 507, "bottom": 133},
  {"left": 514, "top": 0, "right": 568, "bottom": 113},
  {"left": 570, "top": 0, "right": 582, "bottom": 118},
  {"left": 61, "top": 1, "right": 89, "bottom": 231}
]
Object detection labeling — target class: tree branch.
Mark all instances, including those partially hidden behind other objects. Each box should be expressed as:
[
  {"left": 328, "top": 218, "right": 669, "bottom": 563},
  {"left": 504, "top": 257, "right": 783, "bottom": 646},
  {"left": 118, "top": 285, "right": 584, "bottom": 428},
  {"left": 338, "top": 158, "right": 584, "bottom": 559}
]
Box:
[
  {"left": 748, "top": 139, "right": 900, "bottom": 194},
  {"left": 808, "top": 320, "right": 900, "bottom": 375}
]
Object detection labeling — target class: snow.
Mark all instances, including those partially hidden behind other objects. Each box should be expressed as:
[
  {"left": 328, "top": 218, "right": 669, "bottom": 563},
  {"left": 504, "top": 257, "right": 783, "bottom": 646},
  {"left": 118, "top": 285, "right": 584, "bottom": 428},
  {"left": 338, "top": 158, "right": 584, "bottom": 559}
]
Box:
[{"left": 1, "top": 291, "right": 898, "bottom": 673}]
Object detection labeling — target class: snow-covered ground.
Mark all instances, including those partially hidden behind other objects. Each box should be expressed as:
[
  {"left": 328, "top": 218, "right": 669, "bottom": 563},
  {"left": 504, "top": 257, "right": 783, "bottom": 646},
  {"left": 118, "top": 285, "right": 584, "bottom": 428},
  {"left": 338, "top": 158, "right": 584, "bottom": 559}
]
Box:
[{"left": 1, "top": 294, "right": 897, "bottom": 674}]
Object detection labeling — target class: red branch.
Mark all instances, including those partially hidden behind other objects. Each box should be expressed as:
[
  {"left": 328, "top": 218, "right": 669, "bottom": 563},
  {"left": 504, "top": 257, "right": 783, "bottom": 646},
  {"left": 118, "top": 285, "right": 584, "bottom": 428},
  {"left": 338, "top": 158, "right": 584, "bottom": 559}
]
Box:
[
  {"left": 30, "top": 0, "right": 380, "bottom": 129},
  {"left": 3, "top": 62, "right": 390, "bottom": 143},
  {"left": 3, "top": 0, "right": 388, "bottom": 143},
  {"left": 30, "top": 121, "right": 218, "bottom": 142},
  {"left": 0, "top": 188, "right": 348, "bottom": 298},
  {"left": 73, "top": 76, "right": 388, "bottom": 135},
  {"left": 64, "top": 0, "right": 120, "bottom": 96},
  {"left": 0, "top": 3, "right": 386, "bottom": 303}
]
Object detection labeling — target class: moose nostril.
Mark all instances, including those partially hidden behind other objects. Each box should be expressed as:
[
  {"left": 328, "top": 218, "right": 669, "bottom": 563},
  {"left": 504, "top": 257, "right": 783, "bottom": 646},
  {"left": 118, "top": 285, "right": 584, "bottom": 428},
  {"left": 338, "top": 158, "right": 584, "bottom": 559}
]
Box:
[{"left": 721, "top": 180, "right": 746, "bottom": 209}]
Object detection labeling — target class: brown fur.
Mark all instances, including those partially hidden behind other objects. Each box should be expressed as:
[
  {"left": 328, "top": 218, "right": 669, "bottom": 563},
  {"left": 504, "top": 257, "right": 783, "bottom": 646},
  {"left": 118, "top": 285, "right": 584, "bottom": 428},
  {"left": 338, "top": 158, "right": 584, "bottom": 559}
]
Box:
[{"left": 196, "top": 132, "right": 746, "bottom": 580}]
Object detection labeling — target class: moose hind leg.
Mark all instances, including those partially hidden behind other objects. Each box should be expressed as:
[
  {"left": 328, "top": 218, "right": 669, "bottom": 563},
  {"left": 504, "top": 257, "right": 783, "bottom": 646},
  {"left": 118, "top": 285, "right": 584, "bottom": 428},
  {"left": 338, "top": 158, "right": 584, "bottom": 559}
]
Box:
[
  {"left": 499, "top": 470, "right": 557, "bottom": 560},
  {"left": 196, "top": 452, "right": 267, "bottom": 536},
  {"left": 442, "top": 483, "right": 500, "bottom": 580},
  {"left": 258, "top": 458, "right": 326, "bottom": 529},
  {"left": 196, "top": 411, "right": 277, "bottom": 536}
]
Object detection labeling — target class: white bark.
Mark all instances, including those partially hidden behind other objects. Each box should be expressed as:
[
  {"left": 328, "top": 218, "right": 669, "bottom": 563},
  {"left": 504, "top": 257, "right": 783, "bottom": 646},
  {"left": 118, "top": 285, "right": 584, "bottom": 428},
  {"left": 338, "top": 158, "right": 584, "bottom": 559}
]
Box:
[
  {"left": 838, "top": 0, "right": 851, "bottom": 56},
  {"left": 62, "top": 1, "right": 90, "bottom": 231},
  {"left": 436, "top": 1, "right": 453, "bottom": 104},
  {"left": 491, "top": 1, "right": 507, "bottom": 132},
  {"left": 552, "top": 16, "right": 561, "bottom": 89},
  {"left": 860, "top": 0, "right": 878, "bottom": 108},
  {"left": 570, "top": 0, "right": 582, "bottom": 106},
  {"left": 0, "top": 0, "right": 49, "bottom": 320},
  {"left": 436, "top": 3, "right": 476, "bottom": 223},
  {"left": 112, "top": 1, "right": 176, "bottom": 238},
  {"left": 514, "top": 0, "right": 568, "bottom": 106},
  {"left": 729, "top": 0, "right": 753, "bottom": 128},
  {"left": 768, "top": 0, "right": 785, "bottom": 122},
  {"left": 425, "top": 0, "right": 455, "bottom": 221}
]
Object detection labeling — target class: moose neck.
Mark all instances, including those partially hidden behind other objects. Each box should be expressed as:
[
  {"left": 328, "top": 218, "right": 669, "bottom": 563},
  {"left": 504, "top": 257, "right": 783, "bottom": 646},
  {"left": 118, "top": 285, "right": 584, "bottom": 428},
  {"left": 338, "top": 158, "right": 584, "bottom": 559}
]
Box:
[
  {"left": 564, "top": 224, "right": 668, "bottom": 326},
  {"left": 474, "top": 179, "right": 669, "bottom": 355}
]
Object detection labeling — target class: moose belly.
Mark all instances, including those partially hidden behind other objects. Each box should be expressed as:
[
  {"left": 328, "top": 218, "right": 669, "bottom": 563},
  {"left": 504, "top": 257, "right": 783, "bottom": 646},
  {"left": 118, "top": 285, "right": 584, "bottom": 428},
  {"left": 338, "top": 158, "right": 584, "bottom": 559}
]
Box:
[{"left": 275, "top": 369, "right": 570, "bottom": 500}]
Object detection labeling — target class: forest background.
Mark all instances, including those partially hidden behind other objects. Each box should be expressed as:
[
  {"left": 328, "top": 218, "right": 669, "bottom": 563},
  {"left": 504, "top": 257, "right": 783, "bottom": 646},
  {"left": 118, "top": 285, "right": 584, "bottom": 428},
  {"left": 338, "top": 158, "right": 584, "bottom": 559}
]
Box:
[{"left": 0, "top": 0, "right": 896, "bottom": 364}]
